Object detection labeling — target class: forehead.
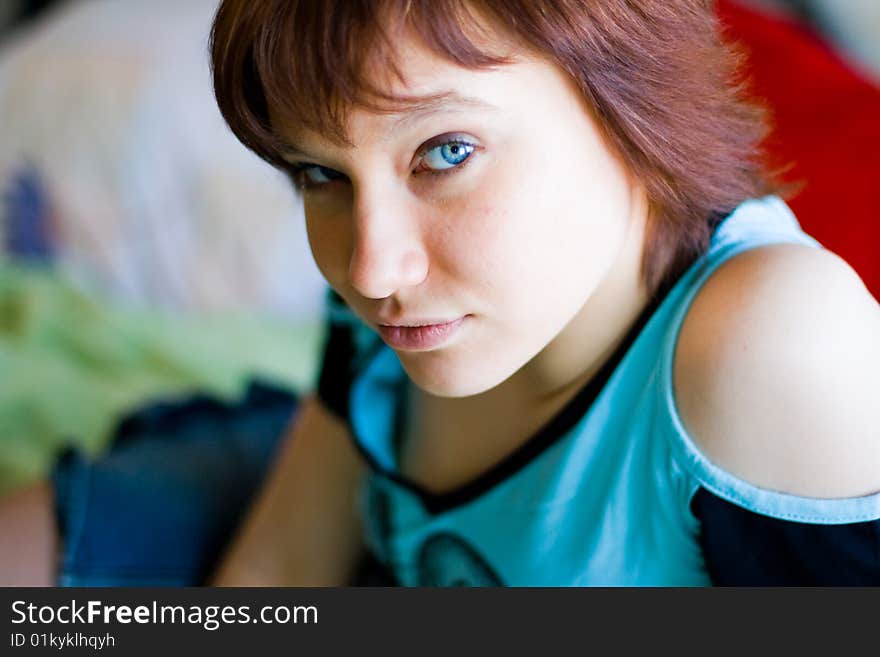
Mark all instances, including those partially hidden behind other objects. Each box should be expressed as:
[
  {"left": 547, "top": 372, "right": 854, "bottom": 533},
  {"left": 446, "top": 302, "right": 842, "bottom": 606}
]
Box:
[{"left": 276, "top": 31, "right": 577, "bottom": 152}]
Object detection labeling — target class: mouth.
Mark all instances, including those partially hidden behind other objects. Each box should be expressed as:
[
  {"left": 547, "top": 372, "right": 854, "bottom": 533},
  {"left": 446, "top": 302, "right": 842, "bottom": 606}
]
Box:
[
  {"left": 376, "top": 316, "right": 468, "bottom": 351},
  {"left": 379, "top": 320, "right": 456, "bottom": 328}
]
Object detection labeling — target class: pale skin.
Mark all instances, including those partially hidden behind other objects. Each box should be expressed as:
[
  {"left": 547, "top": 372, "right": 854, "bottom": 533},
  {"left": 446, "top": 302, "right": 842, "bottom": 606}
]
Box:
[{"left": 2, "top": 31, "right": 878, "bottom": 586}]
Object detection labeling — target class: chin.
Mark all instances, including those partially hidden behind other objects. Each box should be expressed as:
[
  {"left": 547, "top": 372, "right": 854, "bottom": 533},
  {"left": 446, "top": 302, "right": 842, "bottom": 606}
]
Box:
[{"left": 399, "top": 355, "right": 506, "bottom": 399}]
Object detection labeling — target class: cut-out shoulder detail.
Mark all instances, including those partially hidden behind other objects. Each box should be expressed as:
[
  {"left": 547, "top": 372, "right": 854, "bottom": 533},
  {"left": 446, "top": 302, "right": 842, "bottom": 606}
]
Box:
[{"left": 674, "top": 243, "right": 880, "bottom": 499}]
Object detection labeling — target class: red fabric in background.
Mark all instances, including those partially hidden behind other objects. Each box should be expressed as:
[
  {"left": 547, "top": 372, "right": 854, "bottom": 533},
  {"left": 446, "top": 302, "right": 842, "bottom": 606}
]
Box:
[{"left": 717, "top": 0, "right": 880, "bottom": 299}]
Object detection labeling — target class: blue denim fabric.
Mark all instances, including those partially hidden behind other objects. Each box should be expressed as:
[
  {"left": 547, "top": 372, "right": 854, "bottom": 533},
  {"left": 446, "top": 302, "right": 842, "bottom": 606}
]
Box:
[{"left": 51, "top": 381, "right": 297, "bottom": 586}]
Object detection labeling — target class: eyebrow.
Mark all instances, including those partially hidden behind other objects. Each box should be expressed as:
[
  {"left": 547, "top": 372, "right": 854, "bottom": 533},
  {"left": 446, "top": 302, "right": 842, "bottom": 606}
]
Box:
[
  {"left": 387, "top": 91, "right": 498, "bottom": 131},
  {"left": 280, "top": 91, "right": 497, "bottom": 161}
]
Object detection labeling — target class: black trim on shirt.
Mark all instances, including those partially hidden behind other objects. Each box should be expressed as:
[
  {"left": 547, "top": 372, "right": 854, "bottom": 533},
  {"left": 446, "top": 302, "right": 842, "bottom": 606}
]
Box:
[
  {"left": 691, "top": 487, "right": 880, "bottom": 585},
  {"left": 315, "top": 323, "right": 354, "bottom": 420},
  {"left": 316, "top": 291, "right": 359, "bottom": 421}
]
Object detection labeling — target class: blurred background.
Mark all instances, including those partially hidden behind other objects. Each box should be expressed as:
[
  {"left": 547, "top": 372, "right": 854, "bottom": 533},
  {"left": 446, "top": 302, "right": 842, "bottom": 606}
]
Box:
[
  {"left": 0, "top": 0, "right": 327, "bottom": 494},
  {"left": 0, "top": 0, "right": 878, "bottom": 496}
]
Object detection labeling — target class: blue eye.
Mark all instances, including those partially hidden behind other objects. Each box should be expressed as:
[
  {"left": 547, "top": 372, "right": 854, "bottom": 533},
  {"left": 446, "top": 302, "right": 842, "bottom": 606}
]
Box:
[{"left": 421, "top": 140, "right": 475, "bottom": 171}]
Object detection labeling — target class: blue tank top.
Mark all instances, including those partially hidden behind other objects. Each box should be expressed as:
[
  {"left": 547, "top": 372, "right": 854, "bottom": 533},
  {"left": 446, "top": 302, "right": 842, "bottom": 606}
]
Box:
[{"left": 328, "top": 196, "right": 880, "bottom": 586}]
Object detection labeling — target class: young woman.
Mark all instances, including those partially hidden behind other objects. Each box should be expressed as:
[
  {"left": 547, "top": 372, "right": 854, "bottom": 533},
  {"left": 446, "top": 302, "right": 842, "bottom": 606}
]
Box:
[
  {"left": 3, "top": 0, "right": 878, "bottom": 586},
  {"left": 205, "top": 0, "right": 879, "bottom": 586}
]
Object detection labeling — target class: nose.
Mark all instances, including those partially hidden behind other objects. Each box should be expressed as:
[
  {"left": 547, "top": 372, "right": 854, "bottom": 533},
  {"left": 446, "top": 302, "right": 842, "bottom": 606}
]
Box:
[{"left": 347, "top": 187, "right": 429, "bottom": 299}]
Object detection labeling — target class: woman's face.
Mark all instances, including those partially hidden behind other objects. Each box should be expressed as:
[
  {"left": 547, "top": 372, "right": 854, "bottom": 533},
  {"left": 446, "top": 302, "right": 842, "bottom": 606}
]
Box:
[{"left": 280, "top": 35, "right": 648, "bottom": 399}]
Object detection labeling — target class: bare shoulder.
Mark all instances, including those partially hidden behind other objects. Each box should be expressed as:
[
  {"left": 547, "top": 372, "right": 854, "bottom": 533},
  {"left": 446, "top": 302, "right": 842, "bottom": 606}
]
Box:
[{"left": 673, "top": 243, "right": 880, "bottom": 498}]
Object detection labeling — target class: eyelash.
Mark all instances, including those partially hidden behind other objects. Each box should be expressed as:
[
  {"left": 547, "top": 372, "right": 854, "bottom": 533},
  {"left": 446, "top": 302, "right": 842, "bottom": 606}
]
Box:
[{"left": 287, "top": 135, "right": 479, "bottom": 191}]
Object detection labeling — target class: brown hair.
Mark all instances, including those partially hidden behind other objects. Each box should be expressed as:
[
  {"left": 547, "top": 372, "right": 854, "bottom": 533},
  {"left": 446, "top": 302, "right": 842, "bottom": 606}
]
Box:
[{"left": 210, "top": 0, "right": 776, "bottom": 295}]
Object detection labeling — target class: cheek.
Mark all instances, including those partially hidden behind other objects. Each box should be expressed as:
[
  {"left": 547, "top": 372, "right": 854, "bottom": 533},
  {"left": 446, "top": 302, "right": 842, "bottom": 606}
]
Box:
[
  {"left": 435, "top": 194, "right": 523, "bottom": 289},
  {"left": 450, "top": 167, "right": 627, "bottom": 323},
  {"left": 462, "top": 160, "right": 541, "bottom": 252},
  {"left": 434, "top": 164, "right": 558, "bottom": 290}
]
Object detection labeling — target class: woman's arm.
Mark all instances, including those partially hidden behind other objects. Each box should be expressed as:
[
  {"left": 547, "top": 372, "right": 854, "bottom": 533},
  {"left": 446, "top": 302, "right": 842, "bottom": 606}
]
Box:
[{"left": 210, "top": 395, "right": 367, "bottom": 586}]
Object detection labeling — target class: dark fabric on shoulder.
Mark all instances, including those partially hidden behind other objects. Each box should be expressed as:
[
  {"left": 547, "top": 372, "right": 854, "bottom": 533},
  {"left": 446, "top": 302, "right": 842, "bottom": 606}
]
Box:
[
  {"left": 692, "top": 487, "right": 880, "bottom": 586},
  {"left": 316, "top": 289, "right": 358, "bottom": 421}
]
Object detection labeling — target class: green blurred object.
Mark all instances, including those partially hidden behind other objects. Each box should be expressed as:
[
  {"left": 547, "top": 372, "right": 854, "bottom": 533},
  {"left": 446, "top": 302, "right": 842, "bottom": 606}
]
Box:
[{"left": 0, "top": 263, "right": 323, "bottom": 495}]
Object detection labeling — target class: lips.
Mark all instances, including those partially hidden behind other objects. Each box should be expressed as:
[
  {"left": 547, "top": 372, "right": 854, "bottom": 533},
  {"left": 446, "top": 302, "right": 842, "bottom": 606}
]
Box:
[
  {"left": 378, "top": 319, "right": 458, "bottom": 327},
  {"left": 377, "top": 316, "right": 467, "bottom": 350}
]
